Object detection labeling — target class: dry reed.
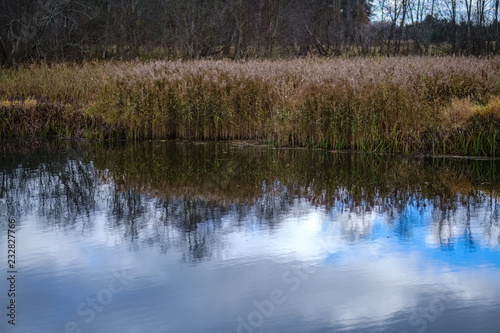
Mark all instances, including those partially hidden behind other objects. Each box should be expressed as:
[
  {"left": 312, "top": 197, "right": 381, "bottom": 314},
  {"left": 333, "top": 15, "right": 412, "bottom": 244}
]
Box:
[{"left": 1, "top": 57, "right": 500, "bottom": 155}]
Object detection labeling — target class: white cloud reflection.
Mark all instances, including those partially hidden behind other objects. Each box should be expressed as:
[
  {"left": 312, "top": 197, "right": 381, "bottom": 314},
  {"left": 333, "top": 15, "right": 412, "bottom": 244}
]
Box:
[{"left": 3, "top": 199, "right": 500, "bottom": 333}]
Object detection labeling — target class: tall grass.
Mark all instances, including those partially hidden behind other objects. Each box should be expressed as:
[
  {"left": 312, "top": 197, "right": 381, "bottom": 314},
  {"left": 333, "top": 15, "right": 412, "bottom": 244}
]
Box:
[{"left": 1, "top": 57, "right": 500, "bottom": 155}]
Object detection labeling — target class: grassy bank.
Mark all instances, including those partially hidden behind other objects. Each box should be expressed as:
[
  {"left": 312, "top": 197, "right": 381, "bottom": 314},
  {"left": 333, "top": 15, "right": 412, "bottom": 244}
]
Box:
[{"left": 1, "top": 57, "right": 500, "bottom": 156}]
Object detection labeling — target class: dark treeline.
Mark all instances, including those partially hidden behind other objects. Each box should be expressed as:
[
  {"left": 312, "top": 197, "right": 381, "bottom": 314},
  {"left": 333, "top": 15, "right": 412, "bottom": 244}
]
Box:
[{"left": 1, "top": 0, "right": 500, "bottom": 65}]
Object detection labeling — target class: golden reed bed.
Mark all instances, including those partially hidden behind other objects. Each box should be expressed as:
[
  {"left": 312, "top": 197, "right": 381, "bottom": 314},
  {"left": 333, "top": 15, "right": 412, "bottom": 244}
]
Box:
[{"left": 1, "top": 57, "right": 500, "bottom": 155}]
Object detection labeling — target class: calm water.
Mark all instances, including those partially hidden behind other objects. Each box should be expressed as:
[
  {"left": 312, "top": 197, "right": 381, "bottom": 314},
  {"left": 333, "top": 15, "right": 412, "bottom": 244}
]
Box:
[{"left": 1, "top": 141, "right": 499, "bottom": 333}]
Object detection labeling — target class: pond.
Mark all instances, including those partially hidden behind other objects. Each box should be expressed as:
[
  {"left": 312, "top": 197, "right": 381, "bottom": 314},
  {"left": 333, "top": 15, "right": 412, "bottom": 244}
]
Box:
[{"left": 0, "top": 141, "right": 499, "bottom": 333}]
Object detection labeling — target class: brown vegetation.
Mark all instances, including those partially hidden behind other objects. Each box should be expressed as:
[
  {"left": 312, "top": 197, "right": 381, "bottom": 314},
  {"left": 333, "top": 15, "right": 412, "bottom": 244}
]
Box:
[{"left": 1, "top": 56, "right": 500, "bottom": 155}]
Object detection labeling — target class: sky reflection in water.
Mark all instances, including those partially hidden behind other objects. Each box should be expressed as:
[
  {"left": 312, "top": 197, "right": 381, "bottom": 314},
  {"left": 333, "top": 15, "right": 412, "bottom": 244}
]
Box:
[{"left": 0, "top": 142, "right": 499, "bottom": 333}]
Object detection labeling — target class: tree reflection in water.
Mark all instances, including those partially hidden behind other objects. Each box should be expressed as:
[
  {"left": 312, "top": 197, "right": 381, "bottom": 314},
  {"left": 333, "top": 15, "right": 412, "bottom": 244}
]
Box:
[{"left": 1, "top": 141, "right": 499, "bottom": 263}]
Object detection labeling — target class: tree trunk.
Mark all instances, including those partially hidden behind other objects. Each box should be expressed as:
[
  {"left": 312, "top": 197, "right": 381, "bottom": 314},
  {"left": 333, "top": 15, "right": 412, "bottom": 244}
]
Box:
[
  {"left": 495, "top": 0, "right": 499, "bottom": 53},
  {"left": 0, "top": 35, "right": 11, "bottom": 66}
]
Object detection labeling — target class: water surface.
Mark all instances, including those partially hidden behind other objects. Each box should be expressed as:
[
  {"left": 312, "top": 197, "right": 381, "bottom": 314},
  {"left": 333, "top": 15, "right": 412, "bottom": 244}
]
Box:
[{"left": 1, "top": 142, "right": 499, "bottom": 333}]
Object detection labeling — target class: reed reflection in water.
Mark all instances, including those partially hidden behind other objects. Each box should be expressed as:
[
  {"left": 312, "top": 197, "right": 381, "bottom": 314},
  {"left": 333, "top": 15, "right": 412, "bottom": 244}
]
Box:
[{"left": 0, "top": 141, "right": 499, "bottom": 333}]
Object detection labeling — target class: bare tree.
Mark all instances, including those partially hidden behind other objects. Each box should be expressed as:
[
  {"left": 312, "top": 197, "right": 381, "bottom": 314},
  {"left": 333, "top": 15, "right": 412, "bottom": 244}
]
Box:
[{"left": 495, "top": 0, "right": 500, "bottom": 52}]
